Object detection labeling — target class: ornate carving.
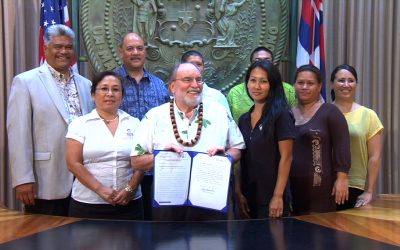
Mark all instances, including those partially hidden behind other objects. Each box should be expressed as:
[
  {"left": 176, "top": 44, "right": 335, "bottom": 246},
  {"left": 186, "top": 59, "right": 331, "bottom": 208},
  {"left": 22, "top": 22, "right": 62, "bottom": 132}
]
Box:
[
  {"left": 214, "top": 0, "right": 247, "bottom": 46},
  {"left": 81, "top": 0, "right": 289, "bottom": 92}
]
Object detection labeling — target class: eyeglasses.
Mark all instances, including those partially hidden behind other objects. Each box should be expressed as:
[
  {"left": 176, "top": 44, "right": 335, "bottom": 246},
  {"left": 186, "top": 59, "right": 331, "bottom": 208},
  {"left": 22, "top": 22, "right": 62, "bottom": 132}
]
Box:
[
  {"left": 173, "top": 77, "right": 203, "bottom": 84},
  {"left": 96, "top": 87, "right": 122, "bottom": 94}
]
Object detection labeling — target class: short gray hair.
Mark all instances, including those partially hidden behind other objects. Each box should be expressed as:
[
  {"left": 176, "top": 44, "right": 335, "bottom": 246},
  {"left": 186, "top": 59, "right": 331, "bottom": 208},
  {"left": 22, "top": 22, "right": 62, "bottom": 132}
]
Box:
[
  {"left": 43, "top": 24, "right": 75, "bottom": 46},
  {"left": 169, "top": 63, "right": 182, "bottom": 84},
  {"left": 168, "top": 63, "right": 201, "bottom": 84}
]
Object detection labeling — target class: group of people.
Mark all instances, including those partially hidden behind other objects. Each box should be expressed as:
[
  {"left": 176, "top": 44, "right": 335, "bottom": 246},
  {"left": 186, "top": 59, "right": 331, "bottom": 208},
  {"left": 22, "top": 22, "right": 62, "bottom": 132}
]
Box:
[
  {"left": 232, "top": 51, "right": 383, "bottom": 218},
  {"left": 7, "top": 24, "right": 383, "bottom": 221}
]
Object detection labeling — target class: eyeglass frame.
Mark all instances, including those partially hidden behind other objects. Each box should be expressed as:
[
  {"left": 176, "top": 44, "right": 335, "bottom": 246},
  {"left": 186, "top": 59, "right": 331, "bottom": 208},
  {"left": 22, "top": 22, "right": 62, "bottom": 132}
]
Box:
[
  {"left": 95, "top": 86, "right": 123, "bottom": 94},
  {"left": 173, "top": 77, "right": 203, "bottom": 84}
]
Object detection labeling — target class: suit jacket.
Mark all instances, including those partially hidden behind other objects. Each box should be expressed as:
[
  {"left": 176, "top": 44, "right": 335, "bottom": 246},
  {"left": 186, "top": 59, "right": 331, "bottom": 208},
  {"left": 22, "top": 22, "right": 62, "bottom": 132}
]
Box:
[{"left": 7, "top": 64, "right": 94, "bottom": 200}]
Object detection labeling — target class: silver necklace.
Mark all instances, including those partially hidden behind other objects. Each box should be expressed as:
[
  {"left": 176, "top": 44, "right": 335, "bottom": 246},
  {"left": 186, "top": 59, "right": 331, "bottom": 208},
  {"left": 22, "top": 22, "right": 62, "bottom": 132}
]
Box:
[{"left": 101, "top": 115, "right": 118, "bottom": 124}]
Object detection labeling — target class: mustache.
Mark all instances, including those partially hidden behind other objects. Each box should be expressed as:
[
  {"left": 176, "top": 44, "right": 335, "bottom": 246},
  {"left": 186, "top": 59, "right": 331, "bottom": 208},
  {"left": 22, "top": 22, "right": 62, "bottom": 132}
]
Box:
[{"left": 187, "top": 88, "right": 201, "bottom": 93}]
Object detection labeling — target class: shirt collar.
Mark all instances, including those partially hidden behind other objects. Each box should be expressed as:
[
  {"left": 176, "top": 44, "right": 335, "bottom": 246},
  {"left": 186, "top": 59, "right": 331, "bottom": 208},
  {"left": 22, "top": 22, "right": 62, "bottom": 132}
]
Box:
[
  {"left": 121, "top": 65, "right": 149, "bottom": 80},
  {"left": 46, "top": 62, "right": 74, "bottom": 82},
  {"left": 87, "top": 109, "right": 131, "bottom": 122},
  {"left": 173, "top": 100, "right": 200, "bottom": 121}
]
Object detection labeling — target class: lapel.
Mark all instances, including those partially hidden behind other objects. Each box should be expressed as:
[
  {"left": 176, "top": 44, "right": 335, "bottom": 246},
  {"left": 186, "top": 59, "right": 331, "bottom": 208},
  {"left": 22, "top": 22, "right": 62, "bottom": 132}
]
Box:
[
  {"left": 74, "top": 75, "right": 91, "bottom": 115},
  {"left": 37, "top": 64, "right": 69, "bottom": 124}
]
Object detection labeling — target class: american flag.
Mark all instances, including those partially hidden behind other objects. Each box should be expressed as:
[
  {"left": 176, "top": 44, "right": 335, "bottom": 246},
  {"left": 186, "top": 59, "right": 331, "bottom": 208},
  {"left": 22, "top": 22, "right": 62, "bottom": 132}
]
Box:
[
  {"left": 39, "top": 0, "right": 76, "bottom": 68},
  {"left": 296, "top": 0, "right": 326, "bottom": 99}
]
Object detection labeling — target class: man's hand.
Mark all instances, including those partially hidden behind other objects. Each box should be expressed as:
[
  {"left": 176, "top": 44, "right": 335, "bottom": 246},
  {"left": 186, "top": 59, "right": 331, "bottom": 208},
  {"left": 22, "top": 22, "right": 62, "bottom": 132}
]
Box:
[
  {"left": 164, "top": 143, "right": 184, "bottom": 154},
  {"left": 16, "top": 183, "right": 37, "bottom": 205},
  {"left": 207, "top": 146, "right": 225, "bottom": 156}
]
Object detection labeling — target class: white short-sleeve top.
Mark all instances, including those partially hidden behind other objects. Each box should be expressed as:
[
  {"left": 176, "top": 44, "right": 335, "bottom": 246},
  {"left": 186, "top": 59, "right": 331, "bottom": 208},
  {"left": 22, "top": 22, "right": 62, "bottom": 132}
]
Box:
[{"left": 66, "top": 109, "right": 141, "bottom": 204}]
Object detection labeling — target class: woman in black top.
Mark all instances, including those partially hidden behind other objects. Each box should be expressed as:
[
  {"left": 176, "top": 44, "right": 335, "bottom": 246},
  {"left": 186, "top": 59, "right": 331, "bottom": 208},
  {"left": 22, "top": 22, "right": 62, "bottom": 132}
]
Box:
[
  {"left": 290, "top": 65, "right": 350, "bottom": 215},
  {"left": 236, "top": 60, "right": 295, "bottom": 219}
]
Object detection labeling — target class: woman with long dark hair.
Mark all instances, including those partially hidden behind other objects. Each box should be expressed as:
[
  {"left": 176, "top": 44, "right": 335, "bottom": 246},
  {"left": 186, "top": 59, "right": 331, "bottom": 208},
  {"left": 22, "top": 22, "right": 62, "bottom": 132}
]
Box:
[{"left": 235, "top": 60, "right": 295, "bottom": 219}]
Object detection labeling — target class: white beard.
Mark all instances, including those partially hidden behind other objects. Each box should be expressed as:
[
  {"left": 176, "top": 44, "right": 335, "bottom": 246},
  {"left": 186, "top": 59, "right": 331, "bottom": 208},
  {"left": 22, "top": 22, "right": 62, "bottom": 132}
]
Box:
[{"left": 183, "top": 94, "right": 202, "bottom": 108}]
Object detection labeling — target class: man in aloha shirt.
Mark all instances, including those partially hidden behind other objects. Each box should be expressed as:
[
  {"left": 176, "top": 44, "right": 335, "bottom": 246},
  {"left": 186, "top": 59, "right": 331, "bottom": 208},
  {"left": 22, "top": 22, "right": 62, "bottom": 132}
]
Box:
[
  {"left": 130, "top": 63, "right": 245, "bottom": 221},
  {"left": 114, "top": 32, "right": 170, "bottom": 220},
  {"left": 227, "top": 46, "right": 296, "bottom": 123}
]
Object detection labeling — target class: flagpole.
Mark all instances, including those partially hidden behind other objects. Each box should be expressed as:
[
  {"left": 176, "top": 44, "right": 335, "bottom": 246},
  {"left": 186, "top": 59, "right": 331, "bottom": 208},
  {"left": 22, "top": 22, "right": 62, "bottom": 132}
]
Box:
[
  {"left": 289, "top": 0, "right": 299, "bottom": 84},
  {"left": 72, "top": 0, "right": 80, "bottom": 71}
]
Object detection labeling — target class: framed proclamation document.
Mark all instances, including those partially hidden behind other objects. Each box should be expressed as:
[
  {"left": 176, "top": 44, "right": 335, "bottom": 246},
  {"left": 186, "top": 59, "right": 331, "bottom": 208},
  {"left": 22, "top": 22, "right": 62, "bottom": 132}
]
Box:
[{"left": 153, "top": 150, "right": 233, "bottom": 212}]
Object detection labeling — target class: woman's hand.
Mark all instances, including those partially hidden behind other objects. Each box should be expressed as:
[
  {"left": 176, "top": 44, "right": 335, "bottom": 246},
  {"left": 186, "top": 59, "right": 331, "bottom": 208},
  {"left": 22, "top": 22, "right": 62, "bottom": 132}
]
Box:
[
  {"left": 236, "top": 192, "right": 251, "bottom": 219},
  {"left": 97, "top": 186, "right": 118, "bottom": 205},
  {"left": 269, "top": 195, "right": 283, "bottom": 218},
  {"left": 113, "top": 189, "right": 133, "bottom": 206},
  {"left": 355, "top": 191, "right": 373, "bottom": 207},
  {"left": 332, "top": 172, "right": 349, "bottom": 204}
]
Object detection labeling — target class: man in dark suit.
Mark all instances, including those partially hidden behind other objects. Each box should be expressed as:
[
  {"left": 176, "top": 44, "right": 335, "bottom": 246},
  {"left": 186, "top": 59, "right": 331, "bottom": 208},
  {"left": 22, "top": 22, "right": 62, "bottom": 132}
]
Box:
[{"left": 7, "top": 24, "right": 93, "bottom": 216}]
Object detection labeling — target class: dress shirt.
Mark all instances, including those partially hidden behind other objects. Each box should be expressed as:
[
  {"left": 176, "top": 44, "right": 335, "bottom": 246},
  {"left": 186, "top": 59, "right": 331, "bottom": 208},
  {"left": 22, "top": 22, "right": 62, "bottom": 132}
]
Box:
[
  {"left": 131, "top": 100, "right": 245, "bottom": 156},
  {"left": 202, "top": 83, "right": 231, "bottom": 115},
  {"left": 66, "top": 109, "right": 142, "bottom": 204},
  {"left": 114, "top": 65, "right": 170, "bottom": 120},
  {"left": 47, "top": 62, "right": 82, "bottom": 123}
]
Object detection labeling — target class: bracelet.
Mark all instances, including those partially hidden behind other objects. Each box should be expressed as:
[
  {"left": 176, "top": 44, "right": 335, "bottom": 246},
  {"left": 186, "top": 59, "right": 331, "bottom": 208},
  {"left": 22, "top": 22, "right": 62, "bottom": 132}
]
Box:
[{"left": 124, "top": 184, "right": 135, "bottom": 193}]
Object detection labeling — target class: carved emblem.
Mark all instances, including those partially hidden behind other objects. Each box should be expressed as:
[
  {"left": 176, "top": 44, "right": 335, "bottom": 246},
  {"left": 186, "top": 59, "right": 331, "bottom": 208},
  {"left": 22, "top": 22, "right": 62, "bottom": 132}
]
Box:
[{"left": 81, "top": 0, "right": 288, "bottom": 92}]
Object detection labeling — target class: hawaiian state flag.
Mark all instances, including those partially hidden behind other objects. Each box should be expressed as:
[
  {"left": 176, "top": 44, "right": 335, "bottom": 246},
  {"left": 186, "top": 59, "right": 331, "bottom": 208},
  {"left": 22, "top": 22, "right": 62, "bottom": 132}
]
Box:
[
  {"left": 39, "top": 0, "right": 77, "bottom": 70},
  {"left": 296, "top": 0, "right": 326, "bottom": 99}
]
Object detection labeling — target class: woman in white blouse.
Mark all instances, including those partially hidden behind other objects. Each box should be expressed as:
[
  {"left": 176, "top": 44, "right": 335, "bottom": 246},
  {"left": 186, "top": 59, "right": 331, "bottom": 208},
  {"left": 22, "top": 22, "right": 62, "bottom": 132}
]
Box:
[{"left": 66, "top": 71, "right": 143, "bottom": 220}]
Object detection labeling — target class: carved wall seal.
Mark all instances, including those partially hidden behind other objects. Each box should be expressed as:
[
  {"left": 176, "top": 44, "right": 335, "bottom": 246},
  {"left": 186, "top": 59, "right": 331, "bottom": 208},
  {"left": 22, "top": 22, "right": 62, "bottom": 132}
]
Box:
[{"left": 81, "top": 0, "right": 288, "bottom": 92}]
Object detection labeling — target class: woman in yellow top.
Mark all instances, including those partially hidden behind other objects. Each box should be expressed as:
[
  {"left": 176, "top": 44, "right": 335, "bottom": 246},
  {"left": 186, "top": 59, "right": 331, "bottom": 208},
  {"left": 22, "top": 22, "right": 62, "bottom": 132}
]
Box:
[{"left": 331, "top": 64, "right": 384, "bottom": 209}]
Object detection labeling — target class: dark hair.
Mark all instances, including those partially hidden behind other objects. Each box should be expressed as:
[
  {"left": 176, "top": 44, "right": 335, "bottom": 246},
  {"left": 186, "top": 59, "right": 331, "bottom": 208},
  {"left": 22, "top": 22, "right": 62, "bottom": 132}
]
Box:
[
  {"left": 330, "top": 64, "right": 358, "bottom": 101},
  {"left": 91, "top": 71, "right": 124, "bottom": 96},
  {"left": 118, "top": 32, "right": 144, "bottom": 48},
  {"left": 245, "top": 60, "right": 290, "bottom": 136},
  {"left": 180, "top": 50, "right": 204, "bottom": 63},
  {"left": 249, "top": 46, "right": 274, "bottom": 63},
  {"left": 294, "top": 64, "right": 323, "bottom": 83}
]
